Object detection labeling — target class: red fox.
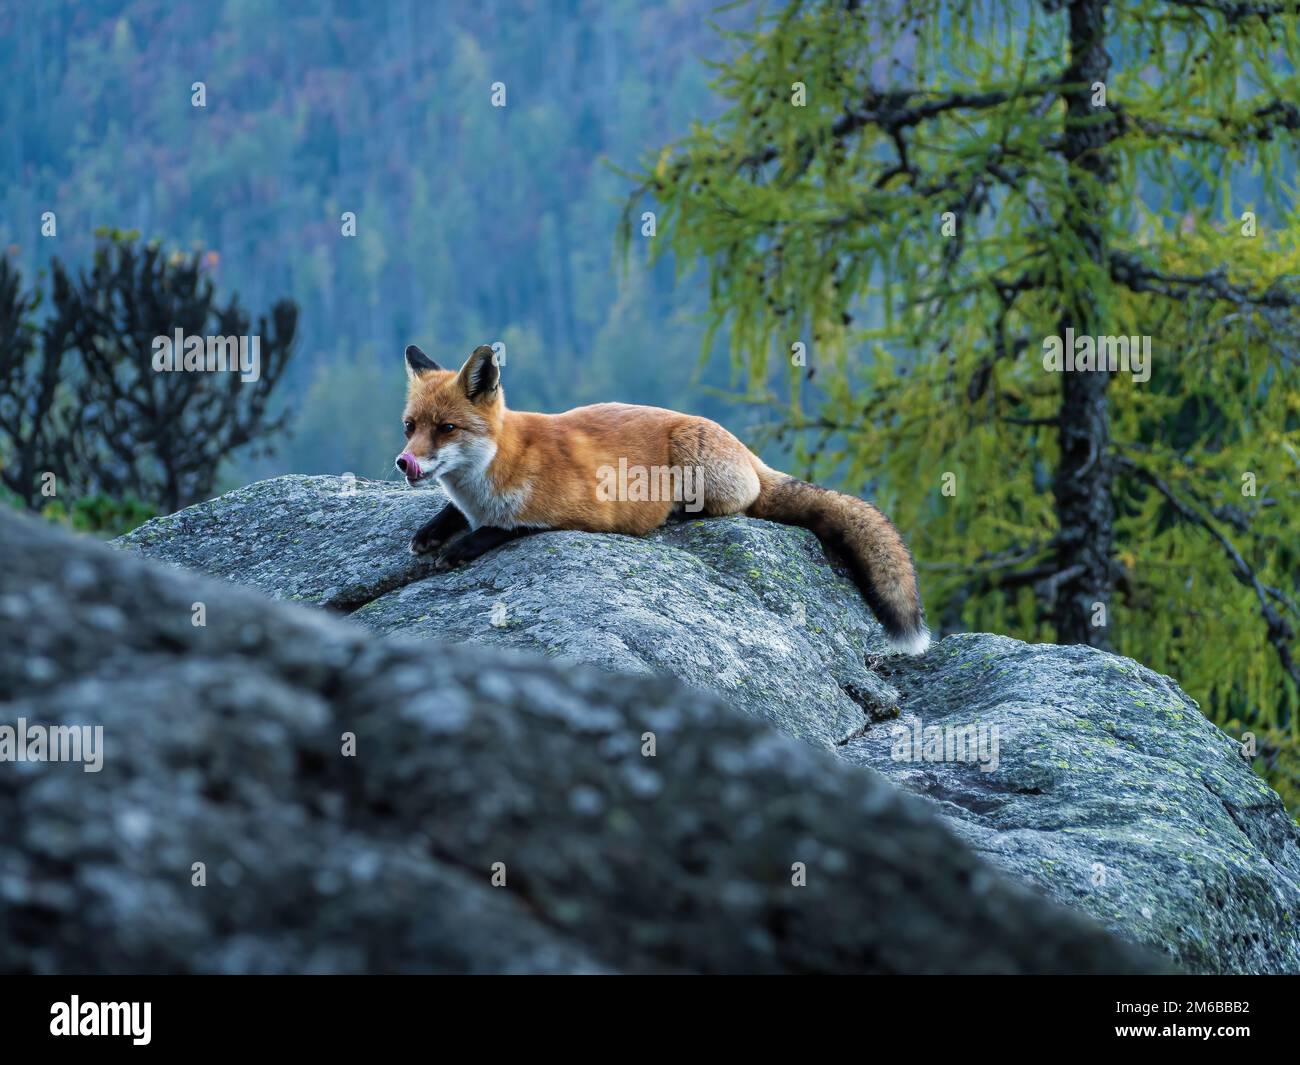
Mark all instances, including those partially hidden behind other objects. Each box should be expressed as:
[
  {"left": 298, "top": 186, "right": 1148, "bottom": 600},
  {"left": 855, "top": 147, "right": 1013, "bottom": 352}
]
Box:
[{"left": 395, "top": 344, "right": 930, "bottom": 654}]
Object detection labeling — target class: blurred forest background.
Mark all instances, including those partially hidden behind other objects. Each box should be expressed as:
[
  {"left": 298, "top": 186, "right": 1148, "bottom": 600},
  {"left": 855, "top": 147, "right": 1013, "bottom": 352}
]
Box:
[
  {"left": 1, "top": 0, "right": 1297, "bottom": 810},
  {"left": 0, "top": 0, "right": 749, "bottom": 492}
]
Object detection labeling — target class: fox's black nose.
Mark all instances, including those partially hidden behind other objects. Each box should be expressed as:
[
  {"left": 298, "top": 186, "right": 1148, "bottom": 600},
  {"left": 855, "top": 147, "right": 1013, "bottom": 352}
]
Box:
[{"left": 395, "top": 454, "right": 411, "bottom": 473}]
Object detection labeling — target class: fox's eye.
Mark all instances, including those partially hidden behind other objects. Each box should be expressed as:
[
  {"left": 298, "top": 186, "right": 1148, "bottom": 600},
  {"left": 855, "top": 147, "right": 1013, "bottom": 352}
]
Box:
[
  {"left": 437, "top": 422, "right": 456, "bottom": 435},
  {"left": 402, "top": 419, "right": 414, "bottom": 436}
]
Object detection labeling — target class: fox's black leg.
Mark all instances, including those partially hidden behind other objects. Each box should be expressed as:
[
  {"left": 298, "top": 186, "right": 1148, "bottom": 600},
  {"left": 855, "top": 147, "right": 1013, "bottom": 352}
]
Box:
[
  {"left": 664, "top": 507, "right": 709, "bottom": 525},
  {"left": 434, "top": 525, "right": 535, "bottom": 569},
  {"left": 410, "top": 502, "right": 469, "bottom": 556}
]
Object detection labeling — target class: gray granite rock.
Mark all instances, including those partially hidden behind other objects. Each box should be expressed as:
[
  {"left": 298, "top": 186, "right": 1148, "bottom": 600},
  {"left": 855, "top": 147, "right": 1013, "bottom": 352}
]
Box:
[
  {"left": 120, "top": 476, "right": 900, "bottom": 749},
  {"left": 844, "top": 634, "right": 1300, "bottom": 975},
  {"left": 3, "top": 505, "right": 1157, "bottom": 974},
  {"left": 114, "top": 475, "right": 1300, "bottom": 972},
  {"left": 115, "top": 474, "right": 443, "bottom": 612}
]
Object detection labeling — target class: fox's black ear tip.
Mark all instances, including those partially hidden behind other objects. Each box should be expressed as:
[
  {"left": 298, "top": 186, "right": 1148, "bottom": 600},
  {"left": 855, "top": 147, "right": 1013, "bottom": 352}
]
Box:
[{"left": 405, "top": 344, "right": 442, "bottom": 372}]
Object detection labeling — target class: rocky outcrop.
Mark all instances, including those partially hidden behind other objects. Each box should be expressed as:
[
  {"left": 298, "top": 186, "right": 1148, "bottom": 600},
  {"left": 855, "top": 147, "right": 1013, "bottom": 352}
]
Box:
[
  {"left": 848, "top": 638, "right": 1300, "bottom": 975},
  {"left": 118, "top": 475, "right": 899, "bottom": 749},
  {"left": 115, "top": 475, "right": 1300, "bottom": 974},
  {"left": 0, "top": 504, "right": 1160, "bottom": 974}
]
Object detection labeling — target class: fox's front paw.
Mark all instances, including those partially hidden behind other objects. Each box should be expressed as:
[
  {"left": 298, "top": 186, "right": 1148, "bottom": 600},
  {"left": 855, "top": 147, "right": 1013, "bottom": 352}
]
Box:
[
  {"left": 409, "top": 523, "right": 447, "bottom": 556},
  {"left": 432, "top": 538, "right": 476, "bottom": 571},
  {"left": 409, "top": 533, "right": 442, "bottom": 556}
]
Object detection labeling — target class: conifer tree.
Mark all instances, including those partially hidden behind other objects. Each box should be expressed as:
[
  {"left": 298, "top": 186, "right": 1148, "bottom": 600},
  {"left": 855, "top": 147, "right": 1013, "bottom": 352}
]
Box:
[{"left": 629, "top": 0, "right": 1300, "bottom": 804}]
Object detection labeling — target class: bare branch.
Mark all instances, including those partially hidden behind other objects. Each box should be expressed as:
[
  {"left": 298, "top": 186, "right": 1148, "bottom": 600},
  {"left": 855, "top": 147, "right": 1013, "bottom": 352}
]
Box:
[
  {"left": 1110, "top": 251, "right": 1300, "bottom": 309},
  {"left": 1158, "top": 0, "right": 1300, "bottom": 25}
]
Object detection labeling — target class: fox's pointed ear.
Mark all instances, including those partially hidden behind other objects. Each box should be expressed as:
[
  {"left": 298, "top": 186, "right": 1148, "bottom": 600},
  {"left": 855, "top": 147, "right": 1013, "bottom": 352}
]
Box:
[
  {"left": 405, "top": 344, "right": 442, "bottom": 379},
  {"left": 457, "top": 344, "right": 501, "bottom": 401}
]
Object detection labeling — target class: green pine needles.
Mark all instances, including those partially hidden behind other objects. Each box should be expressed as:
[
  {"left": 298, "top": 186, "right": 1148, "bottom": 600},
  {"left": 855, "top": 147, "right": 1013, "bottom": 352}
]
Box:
[{"left": 627, "top": 0, "right": 1300, "bottom": 809}]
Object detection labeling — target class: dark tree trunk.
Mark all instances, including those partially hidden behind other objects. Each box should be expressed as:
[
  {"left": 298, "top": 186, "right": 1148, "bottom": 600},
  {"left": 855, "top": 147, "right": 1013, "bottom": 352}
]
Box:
[{"left": 1053, "top": 0, "right": 1115, "bottom": 646}]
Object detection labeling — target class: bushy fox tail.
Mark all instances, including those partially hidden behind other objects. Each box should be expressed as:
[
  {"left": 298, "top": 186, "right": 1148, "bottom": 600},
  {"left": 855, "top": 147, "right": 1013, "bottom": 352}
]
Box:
[{"left": 747, "top": 466, "right": 930, "bottom": 654}]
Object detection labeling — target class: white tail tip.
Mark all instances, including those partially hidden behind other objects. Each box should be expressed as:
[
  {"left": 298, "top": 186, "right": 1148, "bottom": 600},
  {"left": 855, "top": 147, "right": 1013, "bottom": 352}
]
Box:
[{"left": 887, "top": 627, "right": 932, "bottom": 655}]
